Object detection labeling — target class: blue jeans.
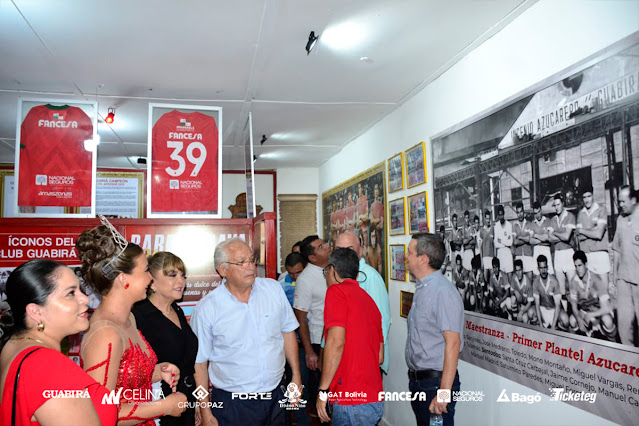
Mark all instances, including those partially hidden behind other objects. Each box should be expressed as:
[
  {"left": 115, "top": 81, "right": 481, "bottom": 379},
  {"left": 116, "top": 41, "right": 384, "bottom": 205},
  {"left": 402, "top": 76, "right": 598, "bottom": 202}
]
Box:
[
  {"left": 332, "top": 401, "right": 383, "bottom": 426},
  {"left": 409, "top": 372, "right": 460, "bottom": 426}
]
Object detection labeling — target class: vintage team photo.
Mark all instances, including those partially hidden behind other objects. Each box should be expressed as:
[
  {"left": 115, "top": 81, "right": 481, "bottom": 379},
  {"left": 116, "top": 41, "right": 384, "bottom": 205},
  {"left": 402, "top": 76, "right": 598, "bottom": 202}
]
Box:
[
  {"left": 322, "top": 162, "right": 387, "bottom": 280},
  {"left": 432, "top": 41, "right": 639, "bottom": 348}
]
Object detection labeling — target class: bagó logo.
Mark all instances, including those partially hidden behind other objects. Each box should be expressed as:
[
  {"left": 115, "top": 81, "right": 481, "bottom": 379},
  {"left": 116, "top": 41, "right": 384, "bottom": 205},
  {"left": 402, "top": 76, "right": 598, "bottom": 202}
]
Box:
[
  {"left": 36, "top": 175, "right": 47, "bottom": 185},
  {"left": 193, "top": 385, "right": 209, "bottom": 401},
  {"left": 497, "top": 389, "right": 510, "bottom": 402}
]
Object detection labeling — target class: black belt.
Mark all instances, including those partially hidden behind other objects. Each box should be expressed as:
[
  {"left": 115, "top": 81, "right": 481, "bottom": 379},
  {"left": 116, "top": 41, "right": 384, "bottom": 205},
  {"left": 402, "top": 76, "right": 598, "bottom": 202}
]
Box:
[{"left": 408, "top": 369, "right": 442, "bottom": 380}]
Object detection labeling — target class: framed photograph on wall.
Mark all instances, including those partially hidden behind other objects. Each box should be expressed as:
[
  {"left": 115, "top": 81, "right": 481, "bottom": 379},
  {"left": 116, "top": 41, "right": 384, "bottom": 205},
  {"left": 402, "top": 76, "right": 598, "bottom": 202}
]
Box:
[
  {"left": 387, "top": 152, "right": 404, "bottom": 193},
  {"left": 408, "top": 191, "right": 429, "bottom": 234},
  {"left": 405, "top": 141, "right": 427, "bottom": 188},
  {"left": 400, "top": 290, "right": 414, "bottom": 318},
  {"left": 390, "top": 244, "right": 406, "bottom": 281},
  {"left": 389, "top": 197, "right": 406, "bottom": 235}
]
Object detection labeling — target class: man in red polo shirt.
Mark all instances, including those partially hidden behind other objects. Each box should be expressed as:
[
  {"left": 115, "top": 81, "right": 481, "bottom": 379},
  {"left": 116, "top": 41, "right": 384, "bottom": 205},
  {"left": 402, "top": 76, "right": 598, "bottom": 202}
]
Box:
[{"left": 316, "top": 248, "right": 384, "bottom": 425}]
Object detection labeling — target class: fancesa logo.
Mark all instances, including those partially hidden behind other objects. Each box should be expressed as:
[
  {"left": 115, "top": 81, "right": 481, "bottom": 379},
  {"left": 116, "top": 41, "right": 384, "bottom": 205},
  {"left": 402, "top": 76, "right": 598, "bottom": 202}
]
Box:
[{"left": 101, "top": 388, "right": 164, "bottom": 405}]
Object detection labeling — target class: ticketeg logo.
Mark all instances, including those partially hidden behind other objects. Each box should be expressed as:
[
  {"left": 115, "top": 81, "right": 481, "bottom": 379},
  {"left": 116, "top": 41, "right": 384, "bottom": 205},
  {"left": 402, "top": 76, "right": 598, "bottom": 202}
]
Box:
[
  {"left": 193, "top": 385, "right": 209, "bottom": 401},
  {"left": 436, "top": 389, "right": 451, "bottom": 403},
  {"left": 549, "top": 388, "right": 596, "bottom": 403}
]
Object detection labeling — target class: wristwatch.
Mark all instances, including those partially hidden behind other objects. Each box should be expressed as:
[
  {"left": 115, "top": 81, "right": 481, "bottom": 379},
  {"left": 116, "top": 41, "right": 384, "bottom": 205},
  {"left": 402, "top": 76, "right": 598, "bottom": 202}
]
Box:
[{"left": 319, "top": 388, "right": 329, "bottom": 401}]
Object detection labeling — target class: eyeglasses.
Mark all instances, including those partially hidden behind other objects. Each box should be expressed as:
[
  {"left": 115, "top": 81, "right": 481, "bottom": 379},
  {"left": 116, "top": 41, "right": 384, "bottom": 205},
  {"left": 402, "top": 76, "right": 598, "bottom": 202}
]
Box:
[
  {"left": 323, "top": 264, "right": 334, "bottom": 278},
  {"left": 223, "top": 257, "right": 258, "bottom": 268}
]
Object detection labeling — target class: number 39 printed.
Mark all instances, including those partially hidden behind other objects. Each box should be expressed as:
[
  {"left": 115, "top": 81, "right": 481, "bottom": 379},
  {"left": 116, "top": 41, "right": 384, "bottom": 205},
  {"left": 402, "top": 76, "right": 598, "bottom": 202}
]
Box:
[{"left": 165, "top": 141, "right": 207, "bottom": 177}]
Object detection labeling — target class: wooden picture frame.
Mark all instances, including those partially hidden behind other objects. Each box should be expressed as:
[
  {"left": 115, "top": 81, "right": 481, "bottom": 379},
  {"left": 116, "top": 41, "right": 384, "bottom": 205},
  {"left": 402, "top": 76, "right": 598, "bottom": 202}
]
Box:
[
  {"left": 405, "top": 141, "right": 427, "bottom": 188},
  {"left": 389, "top": 197, "right": 406, "bottom": 236},
  {"left": 390, "top": 244, "right": 406, "bottom": 281},
  {"left": 400, "top": 290, "right": 414, "bottom": 318},
  {"left": 387, "top": 152, "right": 404, "bottom": 193},
  {"left": 408, "top": 191, "right": 429, "bottom": 234}
]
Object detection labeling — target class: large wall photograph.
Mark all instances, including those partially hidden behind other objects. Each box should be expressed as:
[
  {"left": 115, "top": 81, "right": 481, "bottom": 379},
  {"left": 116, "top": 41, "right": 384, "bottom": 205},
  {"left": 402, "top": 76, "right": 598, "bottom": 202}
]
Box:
[
  {"left": 432, "top": 36, "right": 639, "bottom": 425},
  {"left": 322, "top": 162, "right": 387, "bottom": 282}
]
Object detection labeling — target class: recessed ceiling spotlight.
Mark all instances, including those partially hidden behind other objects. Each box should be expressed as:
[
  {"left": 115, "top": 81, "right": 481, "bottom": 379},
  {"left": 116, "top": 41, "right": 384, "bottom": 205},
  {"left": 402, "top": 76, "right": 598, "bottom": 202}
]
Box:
[
  {"left": 360, "top": 56, "right": 373, "bottom": 63},
  {"left": 260, "top": 135, "right": 268, "bottom": 145}
]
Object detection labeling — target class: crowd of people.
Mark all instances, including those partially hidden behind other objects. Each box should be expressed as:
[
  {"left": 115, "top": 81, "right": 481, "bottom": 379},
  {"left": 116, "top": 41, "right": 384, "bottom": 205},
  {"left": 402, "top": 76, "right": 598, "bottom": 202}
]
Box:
[{"left": 440, "top": 185, "right": 639, "bottom": 347}]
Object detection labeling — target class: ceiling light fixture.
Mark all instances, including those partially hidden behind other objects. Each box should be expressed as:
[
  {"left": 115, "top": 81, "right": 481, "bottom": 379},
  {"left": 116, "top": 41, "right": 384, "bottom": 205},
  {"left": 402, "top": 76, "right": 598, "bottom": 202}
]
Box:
[
  {"left": 105, "top": 107, "right": 115, "bottom": 124},
  {"left": 306, "top": 31, "right": 319, "bottom": 55},
  {"left": 137, "top": 157, "right": 147, "bottom": 165},
  {"left": 253, "top": 155, "right": 258, "bottom": 163},
  {"left": 260, "top": 134, "right": 268, "bottom": 145}
]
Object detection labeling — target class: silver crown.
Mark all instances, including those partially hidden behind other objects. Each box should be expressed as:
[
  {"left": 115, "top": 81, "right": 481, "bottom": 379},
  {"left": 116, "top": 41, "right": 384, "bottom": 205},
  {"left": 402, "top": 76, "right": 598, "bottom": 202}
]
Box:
[{"left": 99, "top": 214, "right": 128, "bottom": 278}]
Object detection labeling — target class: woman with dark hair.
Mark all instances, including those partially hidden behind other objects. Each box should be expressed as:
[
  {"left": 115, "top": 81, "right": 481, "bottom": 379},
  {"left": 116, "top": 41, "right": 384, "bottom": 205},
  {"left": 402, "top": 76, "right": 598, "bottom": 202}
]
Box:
[
  {"left": 133, "top": 252, "right": 198, "bottom": 426},
  {"left": 77, "top": 218, "right": 186, "bottom": 425},
  {"left": 0, "top": 259, "right": 117, "bottom": 425}
]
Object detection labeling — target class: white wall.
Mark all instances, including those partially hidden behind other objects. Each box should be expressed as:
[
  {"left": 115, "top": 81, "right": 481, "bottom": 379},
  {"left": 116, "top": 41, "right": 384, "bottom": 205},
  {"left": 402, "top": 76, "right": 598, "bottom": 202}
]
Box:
[
  {"left": 318, "top": 1, "right": 639, "bottom": 425},
  {"left": 221, "top": 172, "right": 274, "bottom": 218},
  {"left": 275, "top": 167, "right": 320, "bottom": 268}
]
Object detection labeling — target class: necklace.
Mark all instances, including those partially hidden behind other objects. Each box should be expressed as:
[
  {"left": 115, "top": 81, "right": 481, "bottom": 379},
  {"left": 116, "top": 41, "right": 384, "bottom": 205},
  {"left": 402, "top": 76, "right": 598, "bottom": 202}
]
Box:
[{"left": 10, "top": 336, "right": 50, "bottom": 348}]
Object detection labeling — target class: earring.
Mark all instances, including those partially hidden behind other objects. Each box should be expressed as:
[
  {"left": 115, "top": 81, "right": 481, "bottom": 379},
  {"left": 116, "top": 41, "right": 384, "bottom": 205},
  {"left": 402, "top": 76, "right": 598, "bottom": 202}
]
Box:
[
  {"left": 37, "top": 322, "right": 45, "bottom": 332},
  {"left": 125, "top": 283, "right": 130, "bottom": 289}
]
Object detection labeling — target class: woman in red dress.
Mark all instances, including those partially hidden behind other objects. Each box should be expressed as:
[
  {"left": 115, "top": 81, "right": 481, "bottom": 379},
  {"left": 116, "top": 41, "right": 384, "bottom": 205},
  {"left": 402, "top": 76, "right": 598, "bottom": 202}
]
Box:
[
  {"left": 0, "top": 259, "right": 117, "bottom": 425},
  {"left": 76, "top": 217, "right": 186, "bottom": 425}
]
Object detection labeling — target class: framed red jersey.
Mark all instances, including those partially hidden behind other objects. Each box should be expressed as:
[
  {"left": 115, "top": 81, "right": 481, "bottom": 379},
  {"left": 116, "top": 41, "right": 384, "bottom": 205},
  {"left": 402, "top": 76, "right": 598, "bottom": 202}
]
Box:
[
  {"left": 14, "top": 99, "right": 97, "bottom": 217},
  {"left": 148, "top": 104, "right": 222, "bottom": 218}
]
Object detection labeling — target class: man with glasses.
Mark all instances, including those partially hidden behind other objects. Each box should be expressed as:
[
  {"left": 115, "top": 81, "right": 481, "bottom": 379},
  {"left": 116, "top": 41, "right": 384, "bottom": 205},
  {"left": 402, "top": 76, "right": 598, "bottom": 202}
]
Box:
[
  {"left": 192, "top": 237, "right": 301, "bottom": 426},
  {"left": 294, "top": 235, "right": 331, "bottom": 418},
  {"left": 316, "top": 248, "right": 384, "bottom": 425},
  {"left": 405, "top": 233, "right": 463, "bottom": 426},
  {"left": 335, "top": 232, "right": 391, "bottom": 376}
]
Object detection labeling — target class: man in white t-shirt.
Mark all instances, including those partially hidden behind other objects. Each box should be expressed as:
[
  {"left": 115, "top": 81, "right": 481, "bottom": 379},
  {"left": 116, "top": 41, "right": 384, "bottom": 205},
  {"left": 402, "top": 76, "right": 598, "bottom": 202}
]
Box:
[
  {"left": 293, "top": 234, "right": 330, "bottom": 416},
  {"left": 493, "top": 205, "right": 514, "bottom": 280}
]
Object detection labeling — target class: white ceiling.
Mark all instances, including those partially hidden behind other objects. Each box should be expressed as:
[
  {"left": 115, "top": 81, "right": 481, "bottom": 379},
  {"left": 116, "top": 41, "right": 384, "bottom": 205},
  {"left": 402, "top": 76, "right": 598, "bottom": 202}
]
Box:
[{"left": 0, "top": 0, "right": 531, "bottom": 171}]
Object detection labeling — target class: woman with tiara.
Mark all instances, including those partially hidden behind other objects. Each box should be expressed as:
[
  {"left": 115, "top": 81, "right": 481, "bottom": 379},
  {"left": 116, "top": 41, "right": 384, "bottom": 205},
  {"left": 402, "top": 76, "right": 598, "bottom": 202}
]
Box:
[{"left": 76, "top": 216, "right": 187, "bottom": 425}]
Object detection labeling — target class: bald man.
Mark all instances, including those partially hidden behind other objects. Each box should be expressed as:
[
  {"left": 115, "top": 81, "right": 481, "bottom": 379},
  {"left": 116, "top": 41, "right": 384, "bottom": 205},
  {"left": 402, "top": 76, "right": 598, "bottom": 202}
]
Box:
[{"left": 335, "top": 232, "right": 391, "bottom": 374}]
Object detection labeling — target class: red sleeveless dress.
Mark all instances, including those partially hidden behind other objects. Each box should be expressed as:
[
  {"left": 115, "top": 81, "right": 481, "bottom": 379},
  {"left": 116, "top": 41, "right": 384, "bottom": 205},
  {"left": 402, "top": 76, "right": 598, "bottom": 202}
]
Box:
[{"left": 0, "top": 346, "right": 117, "bottom": 425}]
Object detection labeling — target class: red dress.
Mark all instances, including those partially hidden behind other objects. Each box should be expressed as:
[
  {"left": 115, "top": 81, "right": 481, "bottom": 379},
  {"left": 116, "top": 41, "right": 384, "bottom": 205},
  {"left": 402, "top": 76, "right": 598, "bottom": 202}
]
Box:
[
  {"left": 82, "top": 317, "right": 159, "bottom": 426},
  {"left": 0, "top": 347, "right": 117, "bottom": 425}
]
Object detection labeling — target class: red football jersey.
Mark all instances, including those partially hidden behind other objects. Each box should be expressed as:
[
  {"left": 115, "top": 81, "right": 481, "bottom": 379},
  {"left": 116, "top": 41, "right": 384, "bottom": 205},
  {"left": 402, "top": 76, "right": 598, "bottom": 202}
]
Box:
[
  {"left": 18, "top": 105, "right": 93, "bottom": 207},
  {"left": 151, "top": 110, "right": 219, "bottom": 213}
]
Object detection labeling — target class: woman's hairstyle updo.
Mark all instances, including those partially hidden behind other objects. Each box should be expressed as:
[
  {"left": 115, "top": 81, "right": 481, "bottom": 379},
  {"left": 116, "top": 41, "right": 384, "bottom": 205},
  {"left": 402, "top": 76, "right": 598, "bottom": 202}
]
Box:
[
  {"left": 0, "top": 259, "right": 65, "bottom": 344},
  {"left": 76, "top": 225, "right": 144, "bottom": 296}
]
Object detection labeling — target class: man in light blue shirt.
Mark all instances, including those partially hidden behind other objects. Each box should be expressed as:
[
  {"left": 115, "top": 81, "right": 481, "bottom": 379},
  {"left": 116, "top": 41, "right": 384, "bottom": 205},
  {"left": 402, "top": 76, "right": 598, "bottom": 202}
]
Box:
[
  {"left": 335, "top": 232, "right": 391, "bottom": 374},
  {"left": 193, "top": 238, "right": 301, "bottom": 426}
]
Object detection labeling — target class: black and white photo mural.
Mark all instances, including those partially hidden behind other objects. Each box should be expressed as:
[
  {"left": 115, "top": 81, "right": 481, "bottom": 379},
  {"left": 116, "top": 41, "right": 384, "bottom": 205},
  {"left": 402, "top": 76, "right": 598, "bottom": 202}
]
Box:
[{"left": 432, "top": 35, "right": 639, "bottom": 425}]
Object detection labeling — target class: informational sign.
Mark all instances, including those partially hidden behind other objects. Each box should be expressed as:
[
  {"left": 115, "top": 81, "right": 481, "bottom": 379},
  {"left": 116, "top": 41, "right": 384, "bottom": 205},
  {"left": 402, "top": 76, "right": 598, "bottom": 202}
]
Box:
[
  {"left": 0, "top": 227, "right": 85, "bottom": 266},
  {"left": 148, "top": 104, "right": 222, "bottom": 217},
  {"left": 122, "top": 222, "right": 250, "bottom": 303},
  {"left": 463, "top": 313, "right": 638, "bottom": 425},
  {"left": 80, "top": 172, "right": 144, "bottom": 218},
  {"left": 14, "top": 99, "right": 97, "bottom": 217}
]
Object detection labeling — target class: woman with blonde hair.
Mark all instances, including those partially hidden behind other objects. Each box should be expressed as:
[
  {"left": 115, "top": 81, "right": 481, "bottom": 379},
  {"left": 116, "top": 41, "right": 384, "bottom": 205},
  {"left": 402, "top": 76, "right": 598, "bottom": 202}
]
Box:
[{"left": 133, "top": 252, "right": 198, "bottom": 426}]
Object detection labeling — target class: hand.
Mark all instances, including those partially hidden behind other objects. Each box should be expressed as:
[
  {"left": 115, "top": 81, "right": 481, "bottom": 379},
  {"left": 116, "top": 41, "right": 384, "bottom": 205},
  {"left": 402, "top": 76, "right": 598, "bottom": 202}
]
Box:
[
  {"left": 305, "top": 350, "right": 319, "bottom": 370},
  {"left": 577, "top": 317, "right": 587, "bottom": 333},
  {"left": 200, "top": 407, "right": 219, "bottom": 426},
  {"left": 429, "top": 397, "right": 449, "bottom": 415},
  {"left": 158, "top": 362, "right": 180, "bottom": 392},
  {"left": 317, "top": 393, "right": 330, "bottom": 423},
  {"left": 162, "top": 392, "right": 187, "bottom": 417}
]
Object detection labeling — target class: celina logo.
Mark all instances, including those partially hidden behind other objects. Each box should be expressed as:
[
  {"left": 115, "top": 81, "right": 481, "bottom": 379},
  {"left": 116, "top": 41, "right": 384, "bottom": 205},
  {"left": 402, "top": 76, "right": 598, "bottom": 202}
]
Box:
[
  {"left": 102, "top": 388, "right": 123, "bottom": 405},
  {"left": 53, "top": 113, "right": 63, "bottom": 120}
]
